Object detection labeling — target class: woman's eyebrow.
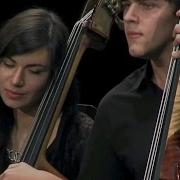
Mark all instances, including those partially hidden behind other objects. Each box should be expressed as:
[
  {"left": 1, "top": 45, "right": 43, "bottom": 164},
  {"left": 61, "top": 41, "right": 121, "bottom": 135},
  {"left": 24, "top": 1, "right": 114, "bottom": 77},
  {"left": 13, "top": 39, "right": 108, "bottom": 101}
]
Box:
[{"left": 7, "top": 56, "right": 49, "bottom": 69}]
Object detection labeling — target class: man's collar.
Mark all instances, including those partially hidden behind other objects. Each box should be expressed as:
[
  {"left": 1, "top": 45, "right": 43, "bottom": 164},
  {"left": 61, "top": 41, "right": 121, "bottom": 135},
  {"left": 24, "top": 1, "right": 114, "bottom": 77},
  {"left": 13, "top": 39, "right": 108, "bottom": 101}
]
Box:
[{"left": 136, "top": 61, "right": 154, "bottom": 91}]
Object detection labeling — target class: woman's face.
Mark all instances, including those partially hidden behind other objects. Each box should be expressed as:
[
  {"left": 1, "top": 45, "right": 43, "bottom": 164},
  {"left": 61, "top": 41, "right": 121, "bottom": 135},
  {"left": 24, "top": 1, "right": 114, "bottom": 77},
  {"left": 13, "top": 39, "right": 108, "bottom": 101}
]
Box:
[{"left": 0, "top": 48, "right": 52, "bottom": 114}]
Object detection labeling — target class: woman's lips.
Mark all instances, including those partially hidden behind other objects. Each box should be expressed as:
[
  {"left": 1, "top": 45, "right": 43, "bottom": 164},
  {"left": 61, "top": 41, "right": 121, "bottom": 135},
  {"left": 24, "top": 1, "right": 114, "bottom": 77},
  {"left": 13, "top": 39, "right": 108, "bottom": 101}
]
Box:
[{"left": 5, "top": 89, "right": 25, "bottom": 99}]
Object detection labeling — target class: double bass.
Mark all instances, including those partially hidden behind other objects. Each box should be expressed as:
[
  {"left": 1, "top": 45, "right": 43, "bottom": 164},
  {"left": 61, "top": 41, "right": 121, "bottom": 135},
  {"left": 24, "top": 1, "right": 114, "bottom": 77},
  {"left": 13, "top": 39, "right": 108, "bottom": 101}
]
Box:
[
  {"left": 143, "top": 20, "right": 180, "bottom": 179},
  {"left": 17, "top": 0, "right": 123, "bottom": 178}
]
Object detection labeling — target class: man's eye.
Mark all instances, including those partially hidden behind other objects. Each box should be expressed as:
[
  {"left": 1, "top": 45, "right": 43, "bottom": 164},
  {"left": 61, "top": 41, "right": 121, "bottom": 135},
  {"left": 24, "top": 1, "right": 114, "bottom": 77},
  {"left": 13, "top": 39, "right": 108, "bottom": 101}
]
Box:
[
  {"left": 121, "top": 1, "right": 131, "bottom": 11},
  {"left": 140, "top": 2, "right": 156, "bottom": 10}
]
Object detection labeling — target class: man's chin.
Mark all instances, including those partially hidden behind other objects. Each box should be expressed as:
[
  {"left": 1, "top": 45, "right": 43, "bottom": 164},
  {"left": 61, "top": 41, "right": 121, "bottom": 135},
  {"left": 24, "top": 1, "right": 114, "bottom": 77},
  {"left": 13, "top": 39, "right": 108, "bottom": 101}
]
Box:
[
  {"left": 129, "top": 50, "right": 143, "bottom": 58},
  {"left": 128, "top": 45, "right": 146, "bottom": 58}
]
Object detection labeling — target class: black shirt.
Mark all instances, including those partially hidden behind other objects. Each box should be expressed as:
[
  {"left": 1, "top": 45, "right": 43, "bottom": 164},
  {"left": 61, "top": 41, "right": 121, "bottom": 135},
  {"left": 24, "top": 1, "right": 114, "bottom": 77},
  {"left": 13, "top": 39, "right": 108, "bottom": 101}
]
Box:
[{"left": 78, "top": 63, "right": 163, "bottom": 180}]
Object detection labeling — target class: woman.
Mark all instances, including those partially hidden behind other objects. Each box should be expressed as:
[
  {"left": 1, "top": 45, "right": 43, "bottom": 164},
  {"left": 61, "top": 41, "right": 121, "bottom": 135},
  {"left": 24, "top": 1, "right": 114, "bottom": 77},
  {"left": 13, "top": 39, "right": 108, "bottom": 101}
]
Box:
[{"left": 0, "top": 8, "right": 94, "bottom": 180}]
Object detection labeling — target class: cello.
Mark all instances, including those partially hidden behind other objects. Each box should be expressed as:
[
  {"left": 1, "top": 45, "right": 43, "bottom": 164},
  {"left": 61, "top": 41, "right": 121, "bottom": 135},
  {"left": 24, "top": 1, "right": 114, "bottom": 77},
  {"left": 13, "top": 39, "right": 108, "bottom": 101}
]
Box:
[
  {"left": 16, "top": 0, "right": 123, "bottom": 178},
  {"left": 143, "top": 20, "right": 180, "bottom": 179}
]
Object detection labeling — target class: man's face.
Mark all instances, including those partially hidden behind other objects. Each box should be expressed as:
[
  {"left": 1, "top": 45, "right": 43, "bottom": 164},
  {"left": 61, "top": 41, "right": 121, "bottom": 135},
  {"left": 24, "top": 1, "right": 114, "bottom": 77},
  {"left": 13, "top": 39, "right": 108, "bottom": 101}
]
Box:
[{"left": 122, "top": 0, "right": 177, "bottom": 59}]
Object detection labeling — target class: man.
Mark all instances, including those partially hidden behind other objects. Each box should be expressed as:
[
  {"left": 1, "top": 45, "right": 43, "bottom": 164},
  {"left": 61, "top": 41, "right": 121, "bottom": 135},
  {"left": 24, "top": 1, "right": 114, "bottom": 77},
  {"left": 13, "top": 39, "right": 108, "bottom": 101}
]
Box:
[{"left": 78, "top": 0, "right": 180, "bottom": 179}]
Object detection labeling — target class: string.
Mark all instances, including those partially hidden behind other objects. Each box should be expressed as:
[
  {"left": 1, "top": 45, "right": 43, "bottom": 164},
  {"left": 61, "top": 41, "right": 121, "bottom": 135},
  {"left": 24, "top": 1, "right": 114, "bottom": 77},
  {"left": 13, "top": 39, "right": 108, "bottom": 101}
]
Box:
[
  {"left": 20, "top": 9, "right": 94, "bottom": 164},
  {"left": 144, "top": 57, "right": 176, "bottom": 180}
]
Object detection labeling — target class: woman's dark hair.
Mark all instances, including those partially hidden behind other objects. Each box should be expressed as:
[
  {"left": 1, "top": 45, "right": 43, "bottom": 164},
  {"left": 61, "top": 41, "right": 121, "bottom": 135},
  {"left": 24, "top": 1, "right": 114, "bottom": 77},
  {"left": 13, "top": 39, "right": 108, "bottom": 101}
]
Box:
[{"left": 0, "top": 8, "right": 69, "bottom": 68}]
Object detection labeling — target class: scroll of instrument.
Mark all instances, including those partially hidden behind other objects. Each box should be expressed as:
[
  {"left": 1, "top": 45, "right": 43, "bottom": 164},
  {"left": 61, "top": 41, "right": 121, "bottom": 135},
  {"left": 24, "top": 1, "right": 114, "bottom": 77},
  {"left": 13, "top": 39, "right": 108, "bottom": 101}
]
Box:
[
  {"left": 16, "top": 0, "right": 123, "bottom": 179},
  {"left": 143, "top": 20, "right": 180, "bottom": 180}
]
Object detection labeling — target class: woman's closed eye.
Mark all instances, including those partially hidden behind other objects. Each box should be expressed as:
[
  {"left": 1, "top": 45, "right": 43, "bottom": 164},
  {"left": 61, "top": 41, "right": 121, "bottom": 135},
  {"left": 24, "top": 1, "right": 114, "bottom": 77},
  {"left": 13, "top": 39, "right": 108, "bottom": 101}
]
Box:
[
  {"left": 2, "top": 58, "right": 15, "bottom": 68},
  {"left": 28, "top": 68, "right": 48, "bottom": 74}
]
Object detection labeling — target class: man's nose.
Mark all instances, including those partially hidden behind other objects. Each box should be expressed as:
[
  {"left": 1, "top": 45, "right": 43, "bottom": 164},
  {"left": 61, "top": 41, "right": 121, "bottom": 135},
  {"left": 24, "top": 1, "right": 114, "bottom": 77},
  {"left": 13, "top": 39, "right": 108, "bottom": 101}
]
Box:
[{"left": 123, "top": 3, "right": 138, "bottom": 23}]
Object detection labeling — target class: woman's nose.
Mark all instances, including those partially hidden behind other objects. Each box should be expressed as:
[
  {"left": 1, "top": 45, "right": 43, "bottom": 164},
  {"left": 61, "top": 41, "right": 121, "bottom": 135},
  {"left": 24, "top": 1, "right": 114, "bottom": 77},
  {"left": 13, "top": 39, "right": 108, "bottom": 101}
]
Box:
[{"left": 11, "top": 68, "right": 25, "bottom": 87}]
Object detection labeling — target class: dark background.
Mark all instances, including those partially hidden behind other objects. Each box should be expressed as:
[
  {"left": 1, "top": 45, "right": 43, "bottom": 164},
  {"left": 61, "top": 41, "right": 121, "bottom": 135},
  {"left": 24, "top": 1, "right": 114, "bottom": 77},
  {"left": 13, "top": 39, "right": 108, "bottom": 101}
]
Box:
[{"left": 0, "top": 0, "right": 145, "bottom": 107}]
